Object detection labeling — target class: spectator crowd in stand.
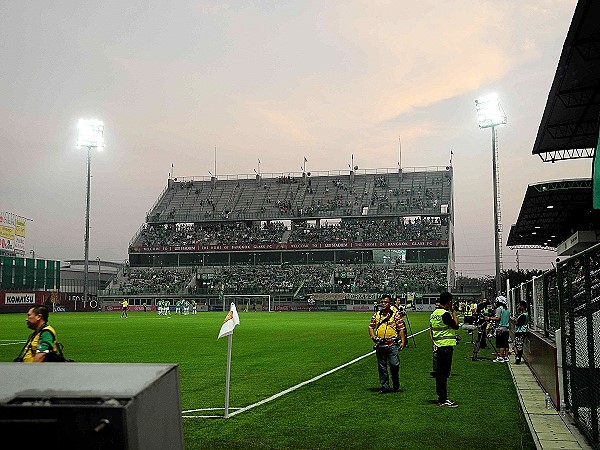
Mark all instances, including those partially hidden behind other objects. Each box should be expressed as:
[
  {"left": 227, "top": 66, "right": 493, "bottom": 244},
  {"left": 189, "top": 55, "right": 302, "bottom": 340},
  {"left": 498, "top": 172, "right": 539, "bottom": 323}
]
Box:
[
  {"left": 136, "top": 221, "right": 287, "bottom": 247},
  {"left": 134, "top": 218, "right": 447, "bottom": 249},
  {"left": 111, "top": 267, "right": 193, "bottom": 295},
  {"left": 148, "top": 171, "right": 450, "bottom": 223},
  {"left": 107, "top": 263, "right": 447, "bottom": 296}
]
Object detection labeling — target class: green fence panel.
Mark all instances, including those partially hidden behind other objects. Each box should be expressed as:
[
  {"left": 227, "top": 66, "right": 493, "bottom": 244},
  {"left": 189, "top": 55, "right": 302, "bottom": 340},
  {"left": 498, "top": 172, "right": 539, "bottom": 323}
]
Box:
[
  {"left": 13, "top": 257, "right": 25, "bottom": 289},
  {"left": 45, "top": 260, "right": 55, "bottom": 290},
  {"left": 1, "top": 256, "right": 13, "bottom": 289},
  {"left": 35, "top": 259, "right": 45, "bottom": 289}
]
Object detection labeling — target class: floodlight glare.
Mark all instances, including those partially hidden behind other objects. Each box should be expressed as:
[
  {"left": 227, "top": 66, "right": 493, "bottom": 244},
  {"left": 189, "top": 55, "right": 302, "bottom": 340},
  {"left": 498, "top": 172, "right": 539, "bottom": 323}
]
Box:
[
  {"left": 76, "top": 118, "right": 104, "bottom": 308},
  {"left": 77, "top": 119, "right": 105, "bottom": 149},
  {"left": 475, "top": 94, "right": 507, "bottom": 129}
]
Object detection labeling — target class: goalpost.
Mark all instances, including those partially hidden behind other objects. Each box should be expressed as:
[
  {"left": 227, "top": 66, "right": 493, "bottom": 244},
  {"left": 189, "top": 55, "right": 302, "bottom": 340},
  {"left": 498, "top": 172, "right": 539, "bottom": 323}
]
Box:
[{"left": 223, "top": 294, "right": 272, "bottom": 312}]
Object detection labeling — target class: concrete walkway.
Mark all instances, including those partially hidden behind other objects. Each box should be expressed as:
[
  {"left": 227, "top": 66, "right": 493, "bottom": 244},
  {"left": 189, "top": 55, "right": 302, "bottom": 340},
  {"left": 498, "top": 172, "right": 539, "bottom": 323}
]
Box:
[{"left": 508, "top": 355, "right": 593, "bottom": 450}]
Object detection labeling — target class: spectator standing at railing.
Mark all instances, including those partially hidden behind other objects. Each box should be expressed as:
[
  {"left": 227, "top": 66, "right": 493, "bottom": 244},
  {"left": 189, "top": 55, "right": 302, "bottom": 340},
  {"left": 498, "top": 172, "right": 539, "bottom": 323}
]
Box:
[
  {"left": 511, "top": 301, "right": 529, "bottom": 365},
  {"left": 487, "top": 296, "right": 510, "bottom": 363}
]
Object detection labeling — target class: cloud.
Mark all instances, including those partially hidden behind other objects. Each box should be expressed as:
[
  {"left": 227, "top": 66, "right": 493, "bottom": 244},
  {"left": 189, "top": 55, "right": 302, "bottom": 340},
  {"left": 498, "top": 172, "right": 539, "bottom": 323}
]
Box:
[{"left": 256, "top": 106, "right": 314, "bottom": 144}]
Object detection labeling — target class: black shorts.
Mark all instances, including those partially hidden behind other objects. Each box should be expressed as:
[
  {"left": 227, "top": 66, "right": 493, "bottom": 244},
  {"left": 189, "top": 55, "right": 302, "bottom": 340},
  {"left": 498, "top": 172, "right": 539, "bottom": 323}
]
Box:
[{"left": 496, "top": 329, "right": 509, "bottom": 348}]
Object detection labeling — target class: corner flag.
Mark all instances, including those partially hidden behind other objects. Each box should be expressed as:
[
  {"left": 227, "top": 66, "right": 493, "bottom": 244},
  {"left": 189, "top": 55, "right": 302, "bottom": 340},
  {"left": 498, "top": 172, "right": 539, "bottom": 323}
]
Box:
[{"left": 218, "top": 302, "right": 240, "bottom": 339}]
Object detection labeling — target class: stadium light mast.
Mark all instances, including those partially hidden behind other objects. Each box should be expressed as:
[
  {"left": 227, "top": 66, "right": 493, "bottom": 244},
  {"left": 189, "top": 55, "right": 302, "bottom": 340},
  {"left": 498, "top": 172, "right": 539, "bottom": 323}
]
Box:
[
  {"left": 475, "top": 94, "right": 506, "bottom": 296},
  {"left": 77, "top": 119, "right": 104, "bottom": 307}
]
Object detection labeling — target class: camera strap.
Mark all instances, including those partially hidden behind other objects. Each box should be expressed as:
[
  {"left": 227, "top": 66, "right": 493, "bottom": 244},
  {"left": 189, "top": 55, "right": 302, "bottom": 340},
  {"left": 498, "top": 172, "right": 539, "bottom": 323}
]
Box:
[
  {"left": 15, "top": 328, "right": 43, "bottom": 361},
  {"left": 374, "top": 310, "right": 392, "bottom": 331},
  {"left": 375, "top": 311, "right": 400, "bottom": 343}
]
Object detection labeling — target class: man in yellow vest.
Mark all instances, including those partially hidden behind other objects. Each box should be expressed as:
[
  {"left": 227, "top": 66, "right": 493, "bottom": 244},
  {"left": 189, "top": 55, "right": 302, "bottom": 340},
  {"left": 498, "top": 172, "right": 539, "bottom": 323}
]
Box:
[
  {"left": 369, "top": 294, "right": 406, "bottom": 394},
  {"left": 16, "top": 305, "right": 59, "bottom": 362},
  {"left": 430, "top": 292, "right": 459, "bottom": 407}
]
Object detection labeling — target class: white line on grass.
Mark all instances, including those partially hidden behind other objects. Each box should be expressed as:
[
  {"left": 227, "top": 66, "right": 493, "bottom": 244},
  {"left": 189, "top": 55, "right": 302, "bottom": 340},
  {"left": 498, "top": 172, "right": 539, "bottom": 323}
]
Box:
[
  {"left": 182, "top": 414, "right": 225, "bottom": 419},
  {"left": 182, "top": 407, "right": 242, "bottom": 419},
  {"left": 0, "top": 341, "right": 26, "bottom": 346},
  {"left": 183, "top": 407, "right": 241, "bottom": 412},
  {"left": 183, "top": 326, "right": 430, "bottom": 419}
]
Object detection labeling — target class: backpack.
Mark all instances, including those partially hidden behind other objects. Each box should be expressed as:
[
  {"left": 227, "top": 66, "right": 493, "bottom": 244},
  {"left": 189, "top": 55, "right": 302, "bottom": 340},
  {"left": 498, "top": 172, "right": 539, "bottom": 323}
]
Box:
[{"left": 40, "top": 328, "right": 75, "bottom": 362}]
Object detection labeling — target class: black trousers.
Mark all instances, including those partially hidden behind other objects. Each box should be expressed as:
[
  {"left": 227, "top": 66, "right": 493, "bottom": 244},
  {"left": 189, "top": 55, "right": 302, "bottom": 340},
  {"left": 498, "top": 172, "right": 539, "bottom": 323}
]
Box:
[{"left": 435, "top": 346, "right": 454, "bottom": 403}]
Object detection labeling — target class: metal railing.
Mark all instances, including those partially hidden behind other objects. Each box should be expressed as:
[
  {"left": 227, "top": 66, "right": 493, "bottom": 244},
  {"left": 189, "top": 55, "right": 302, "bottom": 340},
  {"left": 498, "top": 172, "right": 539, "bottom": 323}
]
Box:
[{"left": 508, "top": 242, "right": 600, "bottom": 449}]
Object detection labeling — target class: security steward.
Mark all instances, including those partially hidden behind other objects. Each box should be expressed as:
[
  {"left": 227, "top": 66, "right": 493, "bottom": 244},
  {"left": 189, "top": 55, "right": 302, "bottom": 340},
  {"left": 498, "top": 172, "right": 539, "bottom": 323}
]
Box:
[
  {"left": 430, "top": 292, "right": 459, "bottom": 407},
  {"left": 369, "top": 294, "right": 406, "bottom": 393}
]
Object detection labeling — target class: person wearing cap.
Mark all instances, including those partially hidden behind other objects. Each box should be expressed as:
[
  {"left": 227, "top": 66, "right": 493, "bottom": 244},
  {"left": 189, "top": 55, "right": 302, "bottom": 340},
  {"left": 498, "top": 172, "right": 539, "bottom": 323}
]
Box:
[
  {"left": 369, "top": 293, "right": 406, "bottom": 394},
  {"left": 486, "top": 295, "right": 510, "bottom": 363},
  {"left": 430, "top": 292, "right": 459, "bottom": 407}
]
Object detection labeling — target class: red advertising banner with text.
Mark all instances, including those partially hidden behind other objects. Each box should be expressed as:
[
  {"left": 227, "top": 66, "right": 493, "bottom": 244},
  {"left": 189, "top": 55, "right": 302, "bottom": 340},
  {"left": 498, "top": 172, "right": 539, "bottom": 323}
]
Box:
[
  {"left": 130, "top": 240, "right": 449, "bottom": 253},
  {"left": 0, "top": 291, "right": 101, "bottom": 313}
]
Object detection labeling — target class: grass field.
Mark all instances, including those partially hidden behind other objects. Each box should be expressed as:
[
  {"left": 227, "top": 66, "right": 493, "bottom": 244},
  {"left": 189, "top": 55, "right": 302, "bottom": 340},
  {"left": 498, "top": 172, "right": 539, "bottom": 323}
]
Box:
[{"left": 0, "top": 310, "right": 535, "bottom": 449}]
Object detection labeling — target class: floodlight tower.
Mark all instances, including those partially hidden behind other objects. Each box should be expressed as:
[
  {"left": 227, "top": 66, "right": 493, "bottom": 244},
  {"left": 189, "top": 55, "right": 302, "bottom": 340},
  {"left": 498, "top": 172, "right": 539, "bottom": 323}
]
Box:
[
  {"left": 475, "top": 94, "right": 506, "bottom": 296},
  {"left": 76, "top": 119, "right": 105, "bottom": 306}
]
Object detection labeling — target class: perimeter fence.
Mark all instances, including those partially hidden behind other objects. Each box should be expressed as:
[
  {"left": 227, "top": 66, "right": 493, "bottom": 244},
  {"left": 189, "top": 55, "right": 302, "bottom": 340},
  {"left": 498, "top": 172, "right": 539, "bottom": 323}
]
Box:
[{"left": 508, "top": 242, "right": 600, "bottom": 449}]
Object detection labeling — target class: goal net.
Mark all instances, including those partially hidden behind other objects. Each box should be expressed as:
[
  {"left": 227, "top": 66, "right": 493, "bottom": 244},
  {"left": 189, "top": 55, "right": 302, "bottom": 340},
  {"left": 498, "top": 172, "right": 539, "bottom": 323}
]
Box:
[{"left": 222, "top": 294, "right": 272, "bottom": 312}]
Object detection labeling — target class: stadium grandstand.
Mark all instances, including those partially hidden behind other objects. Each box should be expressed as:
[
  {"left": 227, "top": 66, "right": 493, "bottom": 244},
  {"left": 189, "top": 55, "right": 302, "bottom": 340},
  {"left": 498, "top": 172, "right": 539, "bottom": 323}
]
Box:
[{"left": 100, "top": 166, "right": 455, "bottom": 312}]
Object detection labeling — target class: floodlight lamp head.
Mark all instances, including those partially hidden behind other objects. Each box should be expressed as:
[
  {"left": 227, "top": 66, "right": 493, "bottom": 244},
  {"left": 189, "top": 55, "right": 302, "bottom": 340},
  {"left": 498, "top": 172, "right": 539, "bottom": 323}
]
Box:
[
  {"left": 475, "top": 94, "right": 507, "bottom": 129},
  {"left": 77, "top": 119, "right": 105, "bottom": 149}
]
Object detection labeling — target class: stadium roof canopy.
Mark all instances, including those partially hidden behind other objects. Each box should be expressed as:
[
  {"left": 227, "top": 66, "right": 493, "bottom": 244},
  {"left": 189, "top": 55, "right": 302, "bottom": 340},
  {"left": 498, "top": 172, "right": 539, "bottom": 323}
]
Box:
[
  {"left": 506, "top": 178, "right": 600, "bottom": 249},
  {"left": 532, "top": 0, "right": 600, "bottom": 162}
]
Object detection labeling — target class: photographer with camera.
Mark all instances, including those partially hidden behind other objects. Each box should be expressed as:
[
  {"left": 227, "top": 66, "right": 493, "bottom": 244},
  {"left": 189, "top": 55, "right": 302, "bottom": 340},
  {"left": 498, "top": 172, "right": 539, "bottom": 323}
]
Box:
[
  {"left": 430, "top": 292, "right": 459, "bottom": 407},
  {"left": 14, "top": 305, "right": 59, "bottom": 363},
  {"left": 486, "top": 296, "right": 510, "bottom": 363},
  {"left": 369, "top": 294, "right": 406, "bottom": 394}
]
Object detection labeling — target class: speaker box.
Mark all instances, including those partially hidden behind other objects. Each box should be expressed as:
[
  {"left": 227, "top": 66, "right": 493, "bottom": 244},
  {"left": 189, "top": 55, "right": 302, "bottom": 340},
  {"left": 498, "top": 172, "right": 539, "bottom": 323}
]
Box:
[{"left": 0, "top": 363, "right": 183, "bottom": 450}]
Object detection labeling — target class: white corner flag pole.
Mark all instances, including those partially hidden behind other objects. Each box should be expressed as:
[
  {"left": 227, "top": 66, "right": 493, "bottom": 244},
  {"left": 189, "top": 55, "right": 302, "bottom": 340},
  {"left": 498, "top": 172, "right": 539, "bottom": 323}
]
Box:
[
  {"left": 218, "top": 302, "right": 239, "bottom": 418},
  {"left": 224, "top": 333, "right": 233, "bottom": 418}
]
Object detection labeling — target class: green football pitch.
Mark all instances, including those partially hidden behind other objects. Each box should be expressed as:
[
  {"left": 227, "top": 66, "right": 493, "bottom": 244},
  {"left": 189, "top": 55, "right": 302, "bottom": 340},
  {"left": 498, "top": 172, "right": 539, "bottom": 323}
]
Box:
[{"left": 0, "top": 311, "right": 535, "bottom": 449}]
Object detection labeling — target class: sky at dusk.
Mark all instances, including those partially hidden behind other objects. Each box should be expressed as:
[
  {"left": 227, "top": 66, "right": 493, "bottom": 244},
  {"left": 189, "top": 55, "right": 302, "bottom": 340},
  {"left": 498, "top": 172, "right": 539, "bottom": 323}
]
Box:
[{"left": 0, "top": 1, "right": 591, "bottom": 277}]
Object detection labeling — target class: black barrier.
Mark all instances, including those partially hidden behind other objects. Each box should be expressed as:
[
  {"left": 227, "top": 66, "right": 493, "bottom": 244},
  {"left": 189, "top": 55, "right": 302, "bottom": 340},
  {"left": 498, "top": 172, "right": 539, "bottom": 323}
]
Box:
[
  {"left": 508, "top": 241, "right": 600, "bottom": 449},
  {"left": 559, "top": 246, "right": 600, "bottom": 449}
]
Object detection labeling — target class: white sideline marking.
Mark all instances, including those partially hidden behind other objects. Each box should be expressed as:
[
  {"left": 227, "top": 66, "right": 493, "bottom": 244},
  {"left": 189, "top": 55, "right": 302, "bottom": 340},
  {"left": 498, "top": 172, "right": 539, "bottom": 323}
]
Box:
[
  {"left": 183, "top": 326, "right": 430, "bottom": 419},
  {"left": 0, "top": 341, "right": 26, "bottom": 346},
  {"left": 182, "top": 407, "right": 242, "bottom": 419},
  {"left": 182, "top": 407, "right": 241, "bottom": 413}
]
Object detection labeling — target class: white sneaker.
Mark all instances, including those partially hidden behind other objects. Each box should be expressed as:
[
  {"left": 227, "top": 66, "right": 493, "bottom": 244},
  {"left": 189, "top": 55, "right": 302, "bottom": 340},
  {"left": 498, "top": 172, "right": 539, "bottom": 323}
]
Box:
[
  {"left": 493, "top": 357, "right": 505, "bottom": 363},
  {"left": 438, "top": 400, "right": 458, "bottom": 408}
]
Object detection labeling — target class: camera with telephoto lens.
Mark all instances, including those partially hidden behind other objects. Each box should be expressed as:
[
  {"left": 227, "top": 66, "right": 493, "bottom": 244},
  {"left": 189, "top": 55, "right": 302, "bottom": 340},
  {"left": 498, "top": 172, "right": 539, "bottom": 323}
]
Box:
[
  {"left": 373, "top": 337, "right": 392, "bottom": 349},
  {"left": 373, "top": 337, "right": 382, "bottom": 349}
]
